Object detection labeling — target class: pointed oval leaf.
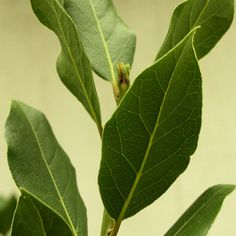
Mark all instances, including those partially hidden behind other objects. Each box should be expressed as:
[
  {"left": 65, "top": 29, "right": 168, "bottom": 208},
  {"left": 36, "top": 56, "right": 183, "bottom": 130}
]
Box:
[
  {"left": 0, "top": 195, "right": 17, "bottom": 234},
  {"left": 12, "top": 195, "right": 46, "bottom": 236},
  {"left": 99, "top": 29, "right": 202, "bottom": 222},
  {"left": 156, "top": 0, "right": 234, "bottom": 60},
  {"left": 164, "top": 185, "right": 235, "bottom": 236},
  {"left": 64, "top": 0, "right": 136, "bottom": 82},
  {"left": 30, "top": 0, "right": 101, "bottom": 126},
  {"left": 5, "top": 101, "right": 87, "bottom": 236}
]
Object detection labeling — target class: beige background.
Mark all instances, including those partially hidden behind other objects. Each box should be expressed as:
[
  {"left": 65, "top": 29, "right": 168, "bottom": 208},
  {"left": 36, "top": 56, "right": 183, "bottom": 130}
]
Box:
[{"left": 0, "top": 0, "right": 236, "bottom": 235}]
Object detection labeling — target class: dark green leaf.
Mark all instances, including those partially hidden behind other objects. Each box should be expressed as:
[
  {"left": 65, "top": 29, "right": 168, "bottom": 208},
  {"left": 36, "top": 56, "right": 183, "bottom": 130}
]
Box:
[
  {"left": 5, "top": 101, "right": 87, "bottom": 236},
  {"left": 33, "top": 198, "right": 73, "bottom": 236},
  {"left": 0, "top": 195, "right": 17, "bottom": 234},
  {"left": 156, "top": 0, "right": 234, "bottom": 60},
  {"left": 64, "top": 0, "right": 136, "bottom": 82},
  {"left": 99, "top": 28, "right": 202, "bottom": 222},
  {"left": 12, "top": 195, "right": 46, "bottom": 236},
  {"left": 30, "top": 0, "right": 101, "bottom": 126},
  {"left": 164, "top": 185, "right": 235, "bottom": 236}
]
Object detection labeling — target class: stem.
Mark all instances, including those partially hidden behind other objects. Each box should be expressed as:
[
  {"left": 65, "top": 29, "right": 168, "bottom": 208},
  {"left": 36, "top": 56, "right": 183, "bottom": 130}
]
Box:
[
  {"left": 100, "top": 209, "right": 115, "bottom": 236},
  {"left": 112, "top": 81, "right": 120, "bottom": 105},
  {"left": 109, "top": 221, "right": 121, "bottom": 236},
  {"left": 97, "top": 117, "right": 114, "bottom": 236},
  {"left": 100, "top": 74, "right": 130, "bottom": 235},
  {"left": 99, "top": 83, "right": 117, "bottom": 236}
]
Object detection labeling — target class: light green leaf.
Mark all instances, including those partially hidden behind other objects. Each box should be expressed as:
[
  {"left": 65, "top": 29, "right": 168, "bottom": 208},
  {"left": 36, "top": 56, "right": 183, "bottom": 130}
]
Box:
[
  {"left": 12, "top": 195, "right": 46, "bottom": 236},
  {"left": 99, "top": 28, "right": 202, "bottom": 224},
  {"left": 64, "top": 0, "right": 136, "bottom": 83},
  {"left": 30, "top": 0, "right": 101, "bottom": 127},
  {"left": 156, "top": 0, "right": 234, "bottom": 60},
  {"left": 0, "top": 195, "right": 17, "bottom": 234},
  {"left": 164, "top": 185, "right": 235, "bottom": 236},
  {"left": 5, "top": 101, "right": 87, "bottom": 236}
]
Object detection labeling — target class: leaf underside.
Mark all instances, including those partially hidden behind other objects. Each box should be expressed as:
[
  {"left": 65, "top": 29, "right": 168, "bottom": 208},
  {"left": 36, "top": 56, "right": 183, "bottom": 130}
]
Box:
[
  {"left": 64, "top": 0, "right": 136, "bottom": 82},
  {"left": 99, "top": 29, "right": 202, "bottom": 221},
  {"left": 5, "top": 101, "right": 87, "bottom": 236},
  {"left": 30, "top": 0, "right": 101, "bottom": 126},
  {"left": 164, "top": 185, "right": 235, "bottom": 236},
  {"left": 156, "top": 0, "right": 234, "bottom": 60}
]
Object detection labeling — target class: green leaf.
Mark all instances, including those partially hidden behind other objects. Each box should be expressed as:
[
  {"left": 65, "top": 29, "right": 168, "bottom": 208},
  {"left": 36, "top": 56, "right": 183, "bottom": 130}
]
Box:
[
  {"left": 0, "top": 195, "right": 17, "bottom": 234},
  {"left": 5, "top": 101, "right": 87, "bottom": 236},
  {"left": 30, "top": 0, "right": 101, "bottom": 127},
  {"left": 156, "top": 0, "right": 234, "bottom": 60},
  {"left": 164, "top": 185, "right": 235, "bottom": 236},
  {"left": 33, "top": 198, "right": 73, "bottom": 236},
  {"left": 12, "top": 193, "right": 73, "bottom": 236},
  {"left": 12, "top": 195, "right": 46, "bottom": 236},
  {"left": 64, "top": 0, "right": 136, "bottom": 83},
  {"left": 99, "top": 28, "right": 202, "bottom": 224}
]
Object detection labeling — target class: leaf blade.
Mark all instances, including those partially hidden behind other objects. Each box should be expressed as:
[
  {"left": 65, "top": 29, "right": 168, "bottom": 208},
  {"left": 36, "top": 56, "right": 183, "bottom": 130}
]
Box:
[
  {"left": 99, "top": 28, "right": 202, "bottom": 222},
  {"left": 164, "top": 185, "right": 235, "bottom": 236},
  {"left": 0, "top": 195, "right": 17, "bottom": 234},
  {"left": 5, "top": 101, "right": 87, "bottom": 236},
  {"left": 64, "top": 0, "right": 136, "bottom": 82},
  {"left": 12, "top": 195, "right": 46, "bottom": 236},
  {"left": 32, "top": 196, "right": 73, "bottom": 236},
  {"left": 156, "top": 0, "right": 234, "bottom": 60},
  {"left": 30, "top": 0, "right": 101, "bottom": 126}
]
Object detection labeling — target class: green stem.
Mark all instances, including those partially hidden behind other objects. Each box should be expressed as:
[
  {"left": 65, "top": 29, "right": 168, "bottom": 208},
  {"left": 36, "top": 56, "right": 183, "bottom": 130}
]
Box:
[
  {"left": 100, "top": 72, "right": 130, "bottom": 235},
  {"left": 109, "top": 220, "right": 122, "bottom": 236},
  {"left": 112, "top": 81, "right": 120, "bottom": 105},
  {"left": 100, "top": 209, "right": 115, "bottom": 236},
  {"left": 97, "top": 117, "right": 114, "bottom": 236},
  {"left": 99, "top": 83, "right": 117, "bottom": 236}
]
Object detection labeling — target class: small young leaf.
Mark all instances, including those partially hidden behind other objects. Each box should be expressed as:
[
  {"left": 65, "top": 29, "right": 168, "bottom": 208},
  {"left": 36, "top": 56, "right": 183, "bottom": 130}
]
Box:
[
  {"left": 12, "top": 195, "right": 46, "bottom": 236},
  {"left": 5, "top": 101, "right": 87, "bottom": 236},
  {"left": 156, "top": 0, "right": 234, "bottom": 60},
  {"left": 164, "top": 185, "right": 235, "bottom": 236},
  {"left": 30, "top": 0, "right": 101, "bottom": 127},
  {"left": 0, "top": 195, "right": 17, "bottom": 234},
  {"left": 64, "top": 0, "right": 136, "bottom": 83},
  {"left": 99, "top": 29, "right": 201, "bottom": 222},
  {"left": 33, "top": 198, "right": 73, "bottom": 236}
]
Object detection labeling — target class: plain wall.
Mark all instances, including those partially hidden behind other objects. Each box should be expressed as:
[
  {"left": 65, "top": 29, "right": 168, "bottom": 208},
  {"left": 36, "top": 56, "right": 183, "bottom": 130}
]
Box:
[{"left": 0, "top": 0, "right": 236, "bottom": 235}]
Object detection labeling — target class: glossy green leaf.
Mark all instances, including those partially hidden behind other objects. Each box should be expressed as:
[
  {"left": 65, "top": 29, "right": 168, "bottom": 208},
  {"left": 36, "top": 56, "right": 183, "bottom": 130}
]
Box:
[
  {"left": 30, "top": 0, "right": 101, "bottom": 127},
  {"left": 165, "top": 185, "right": 235, "bottom": 236},
  {"left": 99, "top": 28, "right": 202, "bottom": 223},
  {"left": 5, "top": 101, "right": 87, "bottom": 236},
  {"left": 33, "top": 198, "right": 73, "bottom": 236},
  {"left": 13, "top": 192, "right": 73, "bottom": 236},
  {"left": 156, "top": 0, "right": 234, "bottom": 60},
  {"left": 64, "top": 0, "right": 136, "bottom": 83},
  {"left": 0, "top": 195, "right": 17, "bottom": 234},
  {"left": 12, "top": 195, "right": 46, "bottom": 236}
]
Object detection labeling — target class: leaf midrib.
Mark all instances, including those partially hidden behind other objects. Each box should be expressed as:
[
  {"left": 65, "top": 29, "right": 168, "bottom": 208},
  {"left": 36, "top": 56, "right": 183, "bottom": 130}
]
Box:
[
  {"left": 50, "top": 0, "right": 100, "bottom": 125},
  {"left": 87, "top": 0, "right": 116, "bottom": 84},
  {"left": 17, "top": 103, "right": 77, "bottom": 236},
  {"left": 192, "top": 0, "right": 210, "bottom": 28},
  {"left": 115, "top": 29, "right": 197, "bottom": 225},
  {"left": 170, "top": 0, "right": 209, "bottom": 50}
]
